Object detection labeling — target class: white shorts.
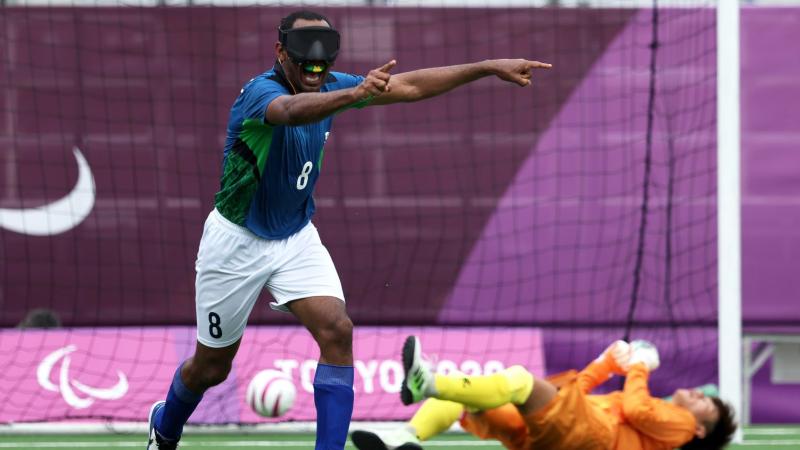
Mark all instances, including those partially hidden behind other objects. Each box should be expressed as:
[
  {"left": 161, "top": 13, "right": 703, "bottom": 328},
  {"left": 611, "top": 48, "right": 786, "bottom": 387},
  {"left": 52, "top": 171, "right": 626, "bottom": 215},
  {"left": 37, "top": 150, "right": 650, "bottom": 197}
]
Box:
[{"left": 194, "top": 209, "right": 345, "bottom": 348}]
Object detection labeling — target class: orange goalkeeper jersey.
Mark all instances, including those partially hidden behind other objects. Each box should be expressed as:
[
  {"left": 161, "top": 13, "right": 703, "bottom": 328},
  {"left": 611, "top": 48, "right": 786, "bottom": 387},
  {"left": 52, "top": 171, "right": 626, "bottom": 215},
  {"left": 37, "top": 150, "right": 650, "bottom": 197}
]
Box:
[{"left": 460, "top": 362, "right": 697, "bottom": 450}]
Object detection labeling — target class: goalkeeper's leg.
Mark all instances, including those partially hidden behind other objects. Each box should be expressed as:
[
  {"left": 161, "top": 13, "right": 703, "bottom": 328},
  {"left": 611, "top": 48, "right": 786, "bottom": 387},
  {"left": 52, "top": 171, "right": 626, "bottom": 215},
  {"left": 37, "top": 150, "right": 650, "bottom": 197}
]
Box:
[
  {"left": 401, "top": 335, "right": 541, "bottom": 411},
  {"left": 410, "top": 399, "right": 464, "bottom": 441},
  {"left": 430, "top": 365, "right": 537, "bottom": 410}
]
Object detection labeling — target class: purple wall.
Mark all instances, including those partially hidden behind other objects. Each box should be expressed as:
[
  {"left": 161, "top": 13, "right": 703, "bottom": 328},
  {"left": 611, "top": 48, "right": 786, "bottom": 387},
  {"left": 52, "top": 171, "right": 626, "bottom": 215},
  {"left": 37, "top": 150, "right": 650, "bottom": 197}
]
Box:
[
  {"left": 0, "top": 6, "right": 635, "bottom": 327},
  {"left": 741, "top": 8, "right": 800, "bottom": 326},
  {"left": 739, "top": 8, "right": 800, "bottom": 423}
]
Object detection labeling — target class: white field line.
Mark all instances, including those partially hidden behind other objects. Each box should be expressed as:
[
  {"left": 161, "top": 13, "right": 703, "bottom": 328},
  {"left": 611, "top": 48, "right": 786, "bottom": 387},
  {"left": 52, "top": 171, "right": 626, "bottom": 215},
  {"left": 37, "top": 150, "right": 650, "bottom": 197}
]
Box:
[
  {"left": 3, "top": 437, "right": 800, "bottom": 448},
  {"left": 745, "top": 428, "right": 800, "bottom": 436},
  {"left": 739, "top": 440, "right": 800, "bottom": 446},
  {"left": 0, "top": 441, "right": 503, "bottom": 448}
]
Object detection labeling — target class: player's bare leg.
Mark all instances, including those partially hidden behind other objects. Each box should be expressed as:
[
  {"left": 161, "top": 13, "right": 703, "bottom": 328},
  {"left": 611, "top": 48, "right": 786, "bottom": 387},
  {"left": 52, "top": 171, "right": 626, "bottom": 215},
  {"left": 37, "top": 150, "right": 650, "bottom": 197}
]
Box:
[
  {"left": 518, "top": 375, "right": 557, "bottom": 415},
  {"left": 288, "top": 296, "right": 355, "bottom": 450},
  {"left": 288, "top": 296, "right": 353, "bottom": 365},
  {"left": 148, "top": 341, "right": 241, "bottom": 450},
  {"left": 182, "top": 340, "right": 241, "bottom": 392}
]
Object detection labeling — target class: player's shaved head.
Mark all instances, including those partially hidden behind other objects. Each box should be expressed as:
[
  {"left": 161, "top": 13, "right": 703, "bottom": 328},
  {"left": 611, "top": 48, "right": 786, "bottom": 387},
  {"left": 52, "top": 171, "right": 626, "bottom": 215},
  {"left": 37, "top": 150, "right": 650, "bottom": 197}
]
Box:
[{"left": 279, "top": 10, "right": 332, "bottom": 31}]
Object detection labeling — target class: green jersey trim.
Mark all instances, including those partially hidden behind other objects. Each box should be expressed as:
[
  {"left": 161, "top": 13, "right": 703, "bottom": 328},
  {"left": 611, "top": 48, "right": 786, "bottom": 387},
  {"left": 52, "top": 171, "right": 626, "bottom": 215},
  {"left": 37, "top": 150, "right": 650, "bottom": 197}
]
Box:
[
  {"left": 214, "top": 119, "right": 274, "bottom": 225},
  {"left": 334, "top": 95, "right": 373, "bottom": 116}
]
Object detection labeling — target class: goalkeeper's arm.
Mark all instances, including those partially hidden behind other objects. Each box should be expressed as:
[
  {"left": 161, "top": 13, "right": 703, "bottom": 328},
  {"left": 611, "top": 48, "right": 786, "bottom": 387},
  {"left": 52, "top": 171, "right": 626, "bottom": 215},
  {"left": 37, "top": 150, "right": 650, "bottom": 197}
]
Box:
[
  {"left": 621, "top": 364, "right": 697, "bottom": 446},
  {"left": 576, "top": 340, "right": 630, "bottom": 394}
]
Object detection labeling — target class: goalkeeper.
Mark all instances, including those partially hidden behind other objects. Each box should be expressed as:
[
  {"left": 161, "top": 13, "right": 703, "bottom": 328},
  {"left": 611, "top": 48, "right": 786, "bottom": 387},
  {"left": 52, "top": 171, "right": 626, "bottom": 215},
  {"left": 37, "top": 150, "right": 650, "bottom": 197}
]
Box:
[{"left": 351, "top": 337, "right": 736, "bottom": 450}]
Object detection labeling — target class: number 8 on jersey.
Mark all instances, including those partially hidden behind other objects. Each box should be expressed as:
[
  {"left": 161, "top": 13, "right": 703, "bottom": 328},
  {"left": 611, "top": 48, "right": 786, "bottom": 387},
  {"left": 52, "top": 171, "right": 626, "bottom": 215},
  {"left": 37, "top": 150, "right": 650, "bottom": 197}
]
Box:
[{"left": 297, "top": 161, "right": 313, "bottom": 190}]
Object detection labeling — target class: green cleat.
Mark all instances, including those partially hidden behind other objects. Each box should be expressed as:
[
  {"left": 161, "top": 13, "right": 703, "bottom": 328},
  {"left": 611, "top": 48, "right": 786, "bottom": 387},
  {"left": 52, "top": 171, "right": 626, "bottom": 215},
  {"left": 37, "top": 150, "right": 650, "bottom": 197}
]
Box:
[{"left": 401, "top": 335, "right": 434, "bottom": 406}]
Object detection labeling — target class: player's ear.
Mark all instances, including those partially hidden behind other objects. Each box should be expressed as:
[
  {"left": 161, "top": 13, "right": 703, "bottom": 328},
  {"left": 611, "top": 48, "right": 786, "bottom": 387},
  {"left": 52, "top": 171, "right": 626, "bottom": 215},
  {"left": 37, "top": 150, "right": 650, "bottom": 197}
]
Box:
[
  {"left": 694, "top": 423, "right": 707, "bottom": 439},
  {"left": 274, "top": 42, "right": 285, "bottom": 62}
]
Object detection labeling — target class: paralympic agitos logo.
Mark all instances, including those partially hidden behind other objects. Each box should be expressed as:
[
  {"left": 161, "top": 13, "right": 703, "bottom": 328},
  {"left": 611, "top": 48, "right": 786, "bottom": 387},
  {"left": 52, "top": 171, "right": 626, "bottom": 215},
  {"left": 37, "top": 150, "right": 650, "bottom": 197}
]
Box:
[
  {"left": 0, "top": 147, "right": 95, "bottom": 236},
  {"left": 36, "top": 345, "right": 128, "bottom": 409}
]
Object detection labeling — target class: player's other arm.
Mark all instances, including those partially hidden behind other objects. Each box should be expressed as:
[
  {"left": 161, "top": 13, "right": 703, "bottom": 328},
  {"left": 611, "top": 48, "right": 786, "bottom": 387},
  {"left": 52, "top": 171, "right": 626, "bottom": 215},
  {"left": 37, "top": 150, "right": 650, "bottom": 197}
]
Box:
[
  {"left": 266, "top": 89, "right": 359, "bottom": 126},
  {"left": 369, "top": 58, "right": 552, "bottom": 106},
  {"left": 266, "top": 60, "right": 397, "bottom": 126},
  {"left": 622, "top": 364, "right": 697, "bottom": 446}
]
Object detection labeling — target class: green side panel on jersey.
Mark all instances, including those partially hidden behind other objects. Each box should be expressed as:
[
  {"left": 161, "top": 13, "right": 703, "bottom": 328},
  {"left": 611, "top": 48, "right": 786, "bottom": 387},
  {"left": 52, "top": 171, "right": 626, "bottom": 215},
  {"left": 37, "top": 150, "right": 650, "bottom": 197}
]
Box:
[
  {"left": 214, "top": 153, "right": 258, "bottom": 225},
  {"left": 239, "top": 119, "right": 273, "bottom": 174},
  {"left": 317, "top": 146, "right": 325, "bottom": 171},
  {"left": 214, "top": 119, "right": 273, "bottom": 225}
]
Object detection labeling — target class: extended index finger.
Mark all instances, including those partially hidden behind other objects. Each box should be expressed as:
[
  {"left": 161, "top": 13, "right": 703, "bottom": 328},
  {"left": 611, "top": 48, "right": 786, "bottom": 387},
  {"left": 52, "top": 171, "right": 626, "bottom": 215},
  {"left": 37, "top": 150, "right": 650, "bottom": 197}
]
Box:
[
  {"left": 527, "top": 60, "right": 553, "bottom": 69},
  {"left": 378, "top": 59, "right": 397, "bottom": 73}
]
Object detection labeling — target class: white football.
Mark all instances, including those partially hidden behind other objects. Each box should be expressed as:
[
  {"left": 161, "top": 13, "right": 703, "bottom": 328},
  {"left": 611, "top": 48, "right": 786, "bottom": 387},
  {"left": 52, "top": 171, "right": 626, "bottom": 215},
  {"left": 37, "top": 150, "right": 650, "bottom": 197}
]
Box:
[{"left": 246, "top": 369, "right": 296, "bottom": 418}]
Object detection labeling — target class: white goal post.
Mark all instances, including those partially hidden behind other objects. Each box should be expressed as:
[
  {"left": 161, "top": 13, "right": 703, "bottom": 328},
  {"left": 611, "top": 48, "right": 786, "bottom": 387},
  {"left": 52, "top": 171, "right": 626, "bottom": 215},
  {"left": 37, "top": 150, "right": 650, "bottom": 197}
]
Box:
[{"left": 717, "top": 0, "right": 743, "bottom": 443}]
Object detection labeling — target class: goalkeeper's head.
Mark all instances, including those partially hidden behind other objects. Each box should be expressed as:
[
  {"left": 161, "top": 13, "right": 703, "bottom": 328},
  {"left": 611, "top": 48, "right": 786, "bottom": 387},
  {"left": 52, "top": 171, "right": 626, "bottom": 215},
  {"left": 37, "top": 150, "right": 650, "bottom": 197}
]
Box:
[
  {"left": 672, "top": 390, "right": 737, "bottom": 450},
  {"left": 275, "top": 10, "right": 340, "bottom": 93}
]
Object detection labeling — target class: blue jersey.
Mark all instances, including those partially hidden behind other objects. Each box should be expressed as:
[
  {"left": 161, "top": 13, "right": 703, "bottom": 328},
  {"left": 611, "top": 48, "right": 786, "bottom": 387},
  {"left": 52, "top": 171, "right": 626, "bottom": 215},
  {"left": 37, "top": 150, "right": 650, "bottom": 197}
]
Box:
[{"left": 214, "top": 65, "right": 364, "bottom": 239}]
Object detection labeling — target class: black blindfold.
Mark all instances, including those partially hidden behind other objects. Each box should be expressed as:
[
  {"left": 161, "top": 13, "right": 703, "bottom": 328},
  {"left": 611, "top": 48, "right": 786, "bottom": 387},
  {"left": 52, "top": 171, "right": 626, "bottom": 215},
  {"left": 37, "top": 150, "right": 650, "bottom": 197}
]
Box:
[{"left": 278, "top": 26, "right": 340, "bottom": 66}]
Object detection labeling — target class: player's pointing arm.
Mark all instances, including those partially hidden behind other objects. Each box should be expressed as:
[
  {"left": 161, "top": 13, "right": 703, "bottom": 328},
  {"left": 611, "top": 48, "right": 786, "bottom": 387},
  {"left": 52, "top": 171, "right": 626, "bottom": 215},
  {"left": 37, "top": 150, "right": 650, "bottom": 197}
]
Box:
[{"left": 368, "top": 58, "right": 552, "bottom": 106}]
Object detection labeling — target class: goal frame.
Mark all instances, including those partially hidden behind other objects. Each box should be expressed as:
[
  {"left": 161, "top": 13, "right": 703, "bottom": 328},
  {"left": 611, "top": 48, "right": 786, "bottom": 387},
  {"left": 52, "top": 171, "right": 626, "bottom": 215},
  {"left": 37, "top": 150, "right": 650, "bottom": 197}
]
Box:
[{"left": 716, "top": 0, "right": 743, "bottom": 443}]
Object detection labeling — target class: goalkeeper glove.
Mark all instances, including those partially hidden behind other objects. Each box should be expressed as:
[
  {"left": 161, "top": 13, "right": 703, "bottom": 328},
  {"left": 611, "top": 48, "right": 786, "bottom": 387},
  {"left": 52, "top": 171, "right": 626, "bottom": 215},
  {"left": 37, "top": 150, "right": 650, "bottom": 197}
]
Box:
[
  {"left": 626, "top": 339, "right": 660, "bottom": 372},
  {"left": 596, "top": 340, "right": 631, "bottom": 375}
]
